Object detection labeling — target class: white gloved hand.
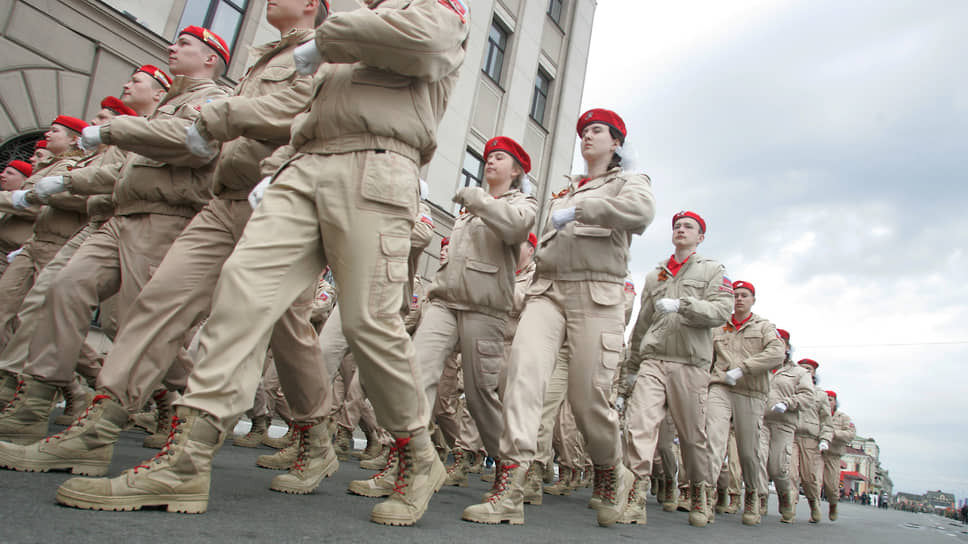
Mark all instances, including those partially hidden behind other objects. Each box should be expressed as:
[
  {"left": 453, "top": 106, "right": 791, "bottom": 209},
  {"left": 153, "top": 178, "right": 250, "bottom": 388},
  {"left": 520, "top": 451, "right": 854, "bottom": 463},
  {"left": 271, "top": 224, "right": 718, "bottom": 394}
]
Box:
[
  {"left": 771, "top": 402, "right": 787, "bottom": 413},
  {"left": 654, "top": 298, "right": 680, "bottom": 314},
  {"left": 614, "top": 396, "right": 625, "bottom": 413},
  {"left": 551, "top": 207, "right": 577, "bottom": 230},
  {"left": 725, "top": 367, "right": 744, "bottom": 386},
  {"left": 419, "top": 178, "right": 429, "bottom": 200},
  {"left": 819, "top": 440, "right": 830, "bottom": 452},
  {"left": 185, "top": 123, "right": 218, "bottom": 158},
  {"left": 248, "top": 176, "right": 272, "bottom": 210},
  {"left": 34, "top": 175, "right": 67, "bottom": 199},
  {"left": 11, "top": 190, "right": 29, "bottom": 209},
  {"left": 79, "top": 126, "right": 102, "bottom": 151},
  {"left": 293, "top": 40, "right": 324, "bottom": 75},
  {"left": 6, "top": 247, "right": 23, "bottom": 263}
]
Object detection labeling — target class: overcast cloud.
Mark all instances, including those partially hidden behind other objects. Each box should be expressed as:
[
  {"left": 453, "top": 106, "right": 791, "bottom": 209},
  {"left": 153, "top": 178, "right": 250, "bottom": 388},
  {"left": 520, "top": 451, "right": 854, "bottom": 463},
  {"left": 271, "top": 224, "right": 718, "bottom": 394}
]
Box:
[{"left": 576, "top": 0, "right": 968, "bottom": 500}]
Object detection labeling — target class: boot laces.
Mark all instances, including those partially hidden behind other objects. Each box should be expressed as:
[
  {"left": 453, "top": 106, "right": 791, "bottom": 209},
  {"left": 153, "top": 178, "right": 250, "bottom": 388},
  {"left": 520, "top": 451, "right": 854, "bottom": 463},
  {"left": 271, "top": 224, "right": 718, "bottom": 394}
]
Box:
[
  {"left": 391, "top": 438, "right": 412, "bottom": 495},
  {"left": 486, "top": 463, "right": 519, "bottom": 503},
  {"left": 133, "top": 414, "right": 182, "bottom": 473},
  {"left": 595, "top": 466, "right": 617, "bottom": 501},
  {"left": 290, "top": 424, "right": 312, "bottom": 472},
  {"left": 371, "top": 444, "right": 398, "bottom": 480},
  {"left": 446, "top": 448, "right": 465, "bottom": 475},
  {"left": 46, "top": 394, "right": 112, "bottom": 442},
  {"left": 0, "top": 379, "right": 25, "bottom": 415}
]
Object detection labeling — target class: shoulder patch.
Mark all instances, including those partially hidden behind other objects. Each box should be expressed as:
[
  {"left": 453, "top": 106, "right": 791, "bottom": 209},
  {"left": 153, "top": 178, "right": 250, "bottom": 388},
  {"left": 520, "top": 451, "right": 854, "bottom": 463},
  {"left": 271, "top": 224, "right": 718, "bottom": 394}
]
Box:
[{"left": 438, "top": 0, "right": 467, "bottom": 23}]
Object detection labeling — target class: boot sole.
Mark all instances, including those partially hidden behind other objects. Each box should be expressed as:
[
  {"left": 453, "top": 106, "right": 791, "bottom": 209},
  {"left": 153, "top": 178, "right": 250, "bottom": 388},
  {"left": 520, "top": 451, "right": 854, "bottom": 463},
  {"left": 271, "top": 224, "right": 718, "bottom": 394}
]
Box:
[
  {"left": 0, "top": 454, "right": 108, "bottom": 476},
  {"left": 616, "top": 516, "right": 647, "bottom": 524},
  {"left": 369, "top": 461, "right": 445, "bottom": 526},
  {"left": 270, "top": 455, "right": 339, "bottom": 495},
  {"left": 256, "top": 458, "right": 294, "bottom": 470},
  {"left": 523, "top": 495, "right": 542, "bottom": 505},
  {"left": 56, "top": 486, "right": 208, "bottom": 513},
  {"left": 347, "top": 482, "right": 392, "bottom": 498},
  {"left": 0, "top": 433, "right": 45, "bottom": 446},
  {"left": 462, "top": 512, "right": 525, "bottom": 525}
]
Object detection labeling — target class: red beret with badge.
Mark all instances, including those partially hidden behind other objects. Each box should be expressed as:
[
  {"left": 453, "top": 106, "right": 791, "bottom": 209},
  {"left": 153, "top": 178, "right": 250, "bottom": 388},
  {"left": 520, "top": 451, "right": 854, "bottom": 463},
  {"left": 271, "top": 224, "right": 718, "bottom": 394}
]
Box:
[
  {"left": 732, "top": 281, "right": 755, "bottom": 296},
  {"left": 527, "top": 232, "right": 537, "bottom": 248},
  {"left": 577, "top": 108, "right": 627, "bottom": 143},
  {"left": 136, "top": 64, "right": 172, "bottom": 91},
  {"left": 100, "top": 96, "right": 137, "bottom": 117},
  {"left": 672, "top": 210, "right": 706, "bottom": 233},
  {"left": 797, "top": 358, "right": 819, "bottom": 369},
  {"left": 35, "top": 140, "right": 47, "bottom": 149},
  {"left": 7, "top": 160, "right": 32, "bottom": 177},
  {"left": 179, "top": 26, "right": 231, "bottom": 65},
  {"left": 825, "top": 390, "right": 837, "bottom": 399},
  {"left": 52, "top": 115, "right": 89, "bottom": 134},
  {"left": 776, "top": 328, "right": 790, "bottom": 341},
  {"left": 484, "top": 136, "right": 531, "bottom": 174}
]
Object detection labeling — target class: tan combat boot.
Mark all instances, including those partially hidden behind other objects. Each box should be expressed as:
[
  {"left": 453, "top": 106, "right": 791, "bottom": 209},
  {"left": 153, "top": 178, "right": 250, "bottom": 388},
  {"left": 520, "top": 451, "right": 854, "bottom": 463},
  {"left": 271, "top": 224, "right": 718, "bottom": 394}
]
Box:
[
  {"left": 142, "top": 390, "right": 177, "bottom": 449},
  {"left": 594, "top": 464, "right": 634, "bottom": 527},
  {"left": 523, "top": 461, "right": 543, "bottom": 505},
  {"left": 270, "top": 421, "right": 339, "bottom": 494},
  {"left": 759, "top": 492, "right": 768, "bottom": 515},
  {"left": 467, "top": 450, "right": 484, "bottom": 474},
  {"left": 0, "top": 370, "right": 17, "bottom": 411},
  {"left": 333, "top": 425, "right": 353, "bottom": 461},
  {"left": 715, "top": 487, "right": 731, "bottom": 514},
  {"left": 443, "top": 448, "right": 470, "bottom": 487},
  {"left": 360, "top": 443, "right": 390, "bottom": 470},
  {"left": 808, "top": 498, "right": 822, "bottom": 523},
  {"left": 233, "top": 415, "right": 269, "bottom": 448},
  {"left": 56, "top": 406, "right": 226, "bottom": 513},
  {"left": 677, "top": 484, "right": 692, "bottom": 512},
  {"left": 688, "top": 483, "right": 709, "bottom": 527},
  {"left": 706, "top": 487, "right": 716, "bottom": 524},
  {"left": 354, "top": 424, "right": 383, "bottom": 460},
  {"left": 369, "top": 434, "right": 445, "bottom": 526},
  {"left": 661, "top": 478, "right": 678, "bottom": 511},
  {"left": 0, "top": 374, "right": 59, "bottom": 444},
  {"left": 462, "top": 460, "right": 526, "bottom": 524},
  {"left": 128, "top": 410, "right": 157, "bottom": 434},
  {"left": 829, "top": 501, "right": 838, "bottom": 521},
  {"left": 542, "top": 460, "right": 555, "bottom": 484},
  {"left": 587, "top": 468, "right": 603, "bottom": 510},
  {"left": 617, "top": 476, "right": 649, "bottom": 525},
  {"left": 545, "top": 465, "right": 573, "bottom": 496},
  {"left": 723, "top": 493, "right": 738, "bottom": 514},
  {"left": 742, "top": 489, "right": 761, "bottom": 525},
  {"left": 777, "top": 482, "right": 796, "bottom": 523},
  {"left": 262, "top": 422, "right": 293, "bottom": 449},
  {"left": 348, "top": 443, "right": 398, "bottom": 498},
  {"left": 651, "top": 476, "right": 660, "bottom": 496},
  {"left": 256, "top": 428, "right": 301, "bottom": 470},
  {"left": 0, "top": 394, "right": 128, "bottom": 475},
  {"left": 54, "top": 378, "right": 92, "bottom": 426}
]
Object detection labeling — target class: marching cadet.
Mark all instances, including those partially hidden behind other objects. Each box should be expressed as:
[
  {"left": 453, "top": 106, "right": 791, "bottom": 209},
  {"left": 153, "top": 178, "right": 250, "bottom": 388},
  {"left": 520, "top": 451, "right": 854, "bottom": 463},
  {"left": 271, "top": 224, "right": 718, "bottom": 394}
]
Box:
[
  {"left": 0, "top": 26, "right": 229, "bottom": 447},
  {"left": 45, "top": 0, "right": 469, "bottom": 525},
  {"left": 705, "top": 280, "right": 785, "bottom": 525},
  {"left": 463, "top": 109, "right": 655, "bottom": 527},
  {"left": 756, "top": 329, "right": 813, "bottom": 523},
  {"left": 29, "top": 140, "right": 54, "bottom": 170},
  {"left": 0, "top": 72, "right": 166, "bottom": 414},
  {"left": 619, "top": 210, "right": 732, "bottom": 527},
  {"left": 790, "top": 358, "right": 833, "bottom": 523},
  {"left": 822, "top": 390, "right": 855, "bottom": 521},
  {"left": 0, "top": 160, "right": 31, "bottom": 192},
  {"left": 0, "top": 160, "right": 34, "bottom": 277}
]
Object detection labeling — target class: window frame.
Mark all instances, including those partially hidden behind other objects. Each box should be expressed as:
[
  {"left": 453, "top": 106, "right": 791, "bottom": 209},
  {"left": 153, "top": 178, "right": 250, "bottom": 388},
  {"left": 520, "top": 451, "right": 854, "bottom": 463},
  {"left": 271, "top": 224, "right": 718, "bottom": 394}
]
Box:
[
  {"left": 547, "top": 0, "right": 564, "bottom": 25},
  {"left": 529, "top": 68, "right": 552, "bottom": 126},
  {"left": 177, "top": 0, "right": 247, "bottom": 52},
  {"left": 482, "top": 18, "right": 510, "bottom": 84},
  {"left": 460, "top": 148, "right": 485, "bottom": 189}
]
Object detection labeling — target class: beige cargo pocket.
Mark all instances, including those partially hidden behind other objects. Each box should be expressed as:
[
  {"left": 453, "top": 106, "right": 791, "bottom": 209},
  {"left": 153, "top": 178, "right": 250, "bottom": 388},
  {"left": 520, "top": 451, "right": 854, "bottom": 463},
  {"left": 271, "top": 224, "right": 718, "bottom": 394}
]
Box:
[
  {"left": 358, "top": 150, "right": 418, "bottom": 218},
  {"left": 370, "top": 233, "right": 410, "bottom": 318},
  {"left": 474, "top": 339, "right": 504, "bottom": 392},
  {"left": 597, "top": 331, "right": 624, "bottom": 388},
  {"left": 588, "top": 281, "right": 623, "bottom": 307}
]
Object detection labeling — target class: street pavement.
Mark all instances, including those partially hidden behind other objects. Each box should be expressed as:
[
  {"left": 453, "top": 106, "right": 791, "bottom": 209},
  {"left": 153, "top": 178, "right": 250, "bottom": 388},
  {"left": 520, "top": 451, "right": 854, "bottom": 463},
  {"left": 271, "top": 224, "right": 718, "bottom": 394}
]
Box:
[{"left": 2, "top": 416, "right": 967, "bottom": 544}]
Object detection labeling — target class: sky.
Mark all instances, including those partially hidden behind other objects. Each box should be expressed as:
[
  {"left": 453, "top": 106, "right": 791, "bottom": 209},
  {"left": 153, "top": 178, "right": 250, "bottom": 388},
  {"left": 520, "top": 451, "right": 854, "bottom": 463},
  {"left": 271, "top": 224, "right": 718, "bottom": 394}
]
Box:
[{"left": 576, "top": 0, "right": 968, "bottom": 502}]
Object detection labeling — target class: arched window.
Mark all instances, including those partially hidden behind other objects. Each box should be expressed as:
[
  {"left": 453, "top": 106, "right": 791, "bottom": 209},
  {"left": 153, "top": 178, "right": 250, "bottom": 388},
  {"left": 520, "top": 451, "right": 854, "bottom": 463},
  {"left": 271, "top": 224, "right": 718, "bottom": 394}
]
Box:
[{"left": 0, "top": 132, "right": 45, "bottom": 166}]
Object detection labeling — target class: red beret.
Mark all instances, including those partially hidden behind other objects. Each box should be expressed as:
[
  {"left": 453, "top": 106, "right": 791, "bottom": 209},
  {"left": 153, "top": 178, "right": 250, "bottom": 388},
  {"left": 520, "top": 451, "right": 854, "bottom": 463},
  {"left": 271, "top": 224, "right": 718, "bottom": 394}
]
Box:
[
  {"left": 52, "top": 115, "right": 89, "bottom": 134},
  {"left": 136, "top": 64, "right": 172, "bottom": 91},
  {"left": 732, "top": 281, "right": 755, "bottom": 295},
  {"left": 672, "top": 210, "right": 706, "bottom": 233},
  {"left": 776, "top": 328, "right": 790, "bottom": 341},
  {"left": 825, "top": 390, "right": 837, "bottom": 399},
  {"left": 440, "top": 237, "right": 450, "bottom": 248},
  {"left": 527, "top": 232, "right": 537, "bottom": 248},
  {"left": 100, "top": 96, "right": 137, "bottom": 117},
  {"left": 797, "top": 358, "right": 819, "bottom": 369},
  {"left": 6, "top": 160, "right": 32, "bottom": 177},
  {"left": 484, "top": 136, "right": 531, "bottom": 174},
  {"left": 577, "top": 108, "right": 627, "bottom": 143},
  {"left": 179, "top": 26, "right": 231, "bottom": 65},
  {"left": 34, "top": 139, "right": 47, "bottom": 149}
]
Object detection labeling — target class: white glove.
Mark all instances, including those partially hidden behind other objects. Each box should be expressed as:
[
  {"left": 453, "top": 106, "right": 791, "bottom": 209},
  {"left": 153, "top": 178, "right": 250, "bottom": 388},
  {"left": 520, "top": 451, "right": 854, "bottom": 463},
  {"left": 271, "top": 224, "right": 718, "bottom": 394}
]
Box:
[
  {"left": 6, "top": 247, "right": 23, "bottom": 263},
  {"left": 725, "top": 367, "right": 744, "bottom": 386},
  {"left": 11, "top": 190, "right": 29, "bottom": 209},
  {"left": 819, "top": 440, "right": 830, "bottom": 452},
  {"left": 293, "top": 41, "right": 324, "bottom": 75},
  {"left": 551, "top": 207, "right": 576, "bottom": 230},
  {"left": 419, "top": 178, "right": 429, "bottom": 200},
  {"left": 34, "top": 175, "right": 67, "bottom": 199},
  {"left": 79, "top": 126, "right": 102, "bottom": 151},
  {"left": 614, "top": 396, "right": 625, "bottom": 413},
  {"left": 771, "top": 402, "right": 787, "bottom": 413},
  {"left": 654, "top": 298, "right": 680, "bottom": 314},
  {"left": 248, "top": 176, "right": 272, "bottom": 210},
  {"left": 185, "top": 123, "right": 218, "bottom": 158}
]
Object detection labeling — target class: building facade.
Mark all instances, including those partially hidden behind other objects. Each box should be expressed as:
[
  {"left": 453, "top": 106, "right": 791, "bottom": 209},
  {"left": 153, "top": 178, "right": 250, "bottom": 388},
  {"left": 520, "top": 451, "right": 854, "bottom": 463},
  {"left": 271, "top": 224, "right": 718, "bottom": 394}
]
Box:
[{"left": 0, "top": 0, "right": 597, "bottom": 280}]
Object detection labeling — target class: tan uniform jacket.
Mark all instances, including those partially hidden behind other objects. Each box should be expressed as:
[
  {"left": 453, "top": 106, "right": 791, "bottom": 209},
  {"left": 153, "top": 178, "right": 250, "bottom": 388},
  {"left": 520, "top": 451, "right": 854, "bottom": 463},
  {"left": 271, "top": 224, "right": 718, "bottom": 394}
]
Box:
[
  {"left": 198, "top": 29, "right": 315, "bottom": 200},
  {"left": 17, "top": 152, "right": 89, "bottom": 244},
  {"left": 285, "top": 0, "right": 469, "bottom": 166},
  {"left": 428, "top": 188, "right": 536, "bottom": 318},
  {"left": 764, "top": 361, "right": 814, "bottom": 426},
  {"left": 63, "top": 147, "right": 122, "bottom": 224},
  {"left": 311, "top": 278, "right": 337, "bottom": 324},
  {"left": 0, "top": 177, "right": 39, "bottom": 250},
  {"left": 407, "top": 201, "right": 434, "bottom": 299},
  {"left": 709, "top": 313, "right": 785, "bottom": 400},
  {"left": 796, "top": 386, "right": 833, "bottom": 441},
  {"left": 827, "top": 410, "right": 856, "bottom": 455},
  {"left": 102, "top": 76, "right": 228, "bottom": 217},
  {"left": 504, "top": 260, "right": 535, "bottom": 341},
  {"left": 403, "top": 276, "right": 426, "bottom": 335},
  {"left": 625, "top": 254, "right": 732, "bottom": 375},
  {"left": 535, "top": 169, "right": 655, "bottom": 284}
]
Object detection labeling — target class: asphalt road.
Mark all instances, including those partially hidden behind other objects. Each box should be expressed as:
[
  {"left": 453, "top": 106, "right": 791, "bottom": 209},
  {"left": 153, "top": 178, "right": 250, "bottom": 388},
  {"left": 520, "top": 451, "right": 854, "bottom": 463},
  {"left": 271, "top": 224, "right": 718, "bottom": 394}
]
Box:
[{"left": 1, "top": 416, "right": 966, "bottom": 544}]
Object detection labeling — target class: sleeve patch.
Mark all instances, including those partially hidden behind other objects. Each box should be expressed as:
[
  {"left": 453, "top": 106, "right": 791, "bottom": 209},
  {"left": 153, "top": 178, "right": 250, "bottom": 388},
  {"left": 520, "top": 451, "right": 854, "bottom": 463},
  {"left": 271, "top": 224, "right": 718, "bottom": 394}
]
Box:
[{"left": 438, "top": 0, "right": 467, "bottom": 23}]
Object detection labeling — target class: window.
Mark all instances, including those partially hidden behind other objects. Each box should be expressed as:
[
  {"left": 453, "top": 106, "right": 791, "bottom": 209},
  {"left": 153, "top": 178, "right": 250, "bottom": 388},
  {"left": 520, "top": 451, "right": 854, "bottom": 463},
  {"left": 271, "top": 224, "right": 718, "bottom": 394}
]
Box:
[
  {"left": 177, "top": 0, "right": 248, "bottom": 53},
  {"left": 460, "top": 149, "right": 484, "bottom": 188},
  {"left": 530, "top": 69, "right": 552, "bottom": 125},
  {"left": 0, "top": 132, "right": 45, "bottom": 166},
  {"left": 482, "top": 19, "right": 509, "bottom": 83},
  {"left": 548, "top": 0, "right": 564, "bottom": 25}
]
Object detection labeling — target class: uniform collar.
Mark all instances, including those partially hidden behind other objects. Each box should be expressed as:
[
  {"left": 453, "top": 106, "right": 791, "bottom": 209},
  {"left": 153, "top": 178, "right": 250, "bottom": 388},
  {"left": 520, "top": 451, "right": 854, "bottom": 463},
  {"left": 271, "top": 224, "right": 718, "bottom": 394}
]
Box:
[{"left": 665, "top": 252, "right": 695, "bottom": 277}]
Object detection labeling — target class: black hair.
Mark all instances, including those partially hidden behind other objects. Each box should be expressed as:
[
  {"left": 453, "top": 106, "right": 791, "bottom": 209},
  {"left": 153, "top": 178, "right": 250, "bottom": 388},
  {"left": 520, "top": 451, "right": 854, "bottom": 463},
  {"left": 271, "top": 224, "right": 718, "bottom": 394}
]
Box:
[{"left": 607, "top": 126, "right": 624, "bottom": 170}]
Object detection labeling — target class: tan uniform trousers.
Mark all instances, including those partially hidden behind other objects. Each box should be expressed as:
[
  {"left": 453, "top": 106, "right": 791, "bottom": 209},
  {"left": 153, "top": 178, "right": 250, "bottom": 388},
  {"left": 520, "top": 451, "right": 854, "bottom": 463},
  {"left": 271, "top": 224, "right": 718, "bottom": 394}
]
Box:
[
  {"left": 249, "top": 353, "right": 293, "bottom": 422},
  {"left": 706, "top": 385, "right": 765, "bottom": 492},
  {"left": 535, "top": 348, "right": 568, "bottom": 468},
  {"left": 414, "top": 300, "right": 507, "bottom": 457},
  {"left": 757, "top": 420, "right": 796, "bottom": 496},
  {"left": 717, "top": 428, "right": 742, "bottom": 494},
  {"left": 822, "top": 452, "right": 843, "bottom": 504},
  {"left": 625, "top": 359, "right": 712, "bottom": 485},
  {"left": 343, "top": 372, "right": 392, "bottom": 446},
  {"left": 792, "top": 435, "right": 823, "bottom": 501},
  {"left": 652, "top": 414, "right": 679, "bottom": 481},
  {"left": 178, "top": 150, "right": 425, "bottom": 434},
  {"left": 499, "top": 280, "right": 625, "bottom": 467},
  {"left": 0, "top": 225, "right": 105, "bottom": 380},
  {"left": 23, "top": 214, "right": 188, "bottom": 387},
  {"left": 455, "top": 396, "right": 484, "bottom": 453},
  {"left": 0, "top": 238, "right": 63, "bottom": 349},
  {"left": 433, "top": 350, "right": 462, "bottom": 449},
  {"left": 552, "top": 398, "right": 586, "bottom": 470}
]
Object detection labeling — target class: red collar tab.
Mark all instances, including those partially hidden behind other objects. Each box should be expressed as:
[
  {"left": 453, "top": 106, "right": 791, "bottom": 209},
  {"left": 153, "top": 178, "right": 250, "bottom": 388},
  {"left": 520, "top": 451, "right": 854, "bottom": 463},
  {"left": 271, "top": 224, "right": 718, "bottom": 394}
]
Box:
[
  {"left": 730, "top": 313, "right": 753, "bottom": 330},
  {"left": 666, "top": 252, "right": 694, "bottom": 277}
]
